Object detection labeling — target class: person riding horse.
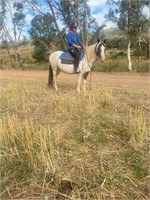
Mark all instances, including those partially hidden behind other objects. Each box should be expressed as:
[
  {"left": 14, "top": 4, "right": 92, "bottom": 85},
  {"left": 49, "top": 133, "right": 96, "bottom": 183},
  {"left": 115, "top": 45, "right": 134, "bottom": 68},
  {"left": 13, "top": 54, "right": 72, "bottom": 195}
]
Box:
[
  {"left": 67, "top": 22, "right": 84, "bottom": 73},
  {"left": 48, "top": 37, "right": 106, "bottom": 92}
]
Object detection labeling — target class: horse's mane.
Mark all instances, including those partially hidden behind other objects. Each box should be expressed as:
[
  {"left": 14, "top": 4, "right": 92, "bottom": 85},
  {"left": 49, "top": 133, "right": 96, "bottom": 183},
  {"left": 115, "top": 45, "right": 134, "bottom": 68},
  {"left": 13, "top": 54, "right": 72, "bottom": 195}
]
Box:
[{"left": 86, "top": 43, "right": 97, "bottom": 61}]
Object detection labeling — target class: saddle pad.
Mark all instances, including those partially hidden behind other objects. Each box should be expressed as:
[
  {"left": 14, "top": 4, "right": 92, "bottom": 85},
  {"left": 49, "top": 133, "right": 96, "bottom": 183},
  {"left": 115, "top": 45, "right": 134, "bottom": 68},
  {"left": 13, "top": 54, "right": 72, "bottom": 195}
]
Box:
[
  {"left": 60, "top": 52, "right": 74, "bottom": 61},
  {"left": 60, "top": 51, "right": 84, "bottom": 64},
  {"left": 61, "top": 59, "right": 74, "bottom": 64}
]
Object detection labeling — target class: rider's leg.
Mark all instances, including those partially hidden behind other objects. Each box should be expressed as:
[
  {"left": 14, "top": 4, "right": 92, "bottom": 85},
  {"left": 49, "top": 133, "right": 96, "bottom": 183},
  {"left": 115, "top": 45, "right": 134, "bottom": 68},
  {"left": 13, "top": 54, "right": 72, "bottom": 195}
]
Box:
[{"left": 69, "top": 48, "right": 80, "bottom": 73}]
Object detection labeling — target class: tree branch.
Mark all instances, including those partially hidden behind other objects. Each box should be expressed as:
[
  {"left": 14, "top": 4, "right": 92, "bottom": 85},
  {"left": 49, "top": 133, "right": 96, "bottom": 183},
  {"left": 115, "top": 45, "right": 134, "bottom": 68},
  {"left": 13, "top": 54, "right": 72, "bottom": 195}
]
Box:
[
  {"left": 84, "top": 0, "right": 88, "bottom": 47},
  {"left": 54, "top": 2, "right": 69, "bottom": 27},
  {"left": 25, "top": 0, "right": 45, "bottom": 15},
  {"left": 45, "top": 0, "right": 67, "bottom": 50}
]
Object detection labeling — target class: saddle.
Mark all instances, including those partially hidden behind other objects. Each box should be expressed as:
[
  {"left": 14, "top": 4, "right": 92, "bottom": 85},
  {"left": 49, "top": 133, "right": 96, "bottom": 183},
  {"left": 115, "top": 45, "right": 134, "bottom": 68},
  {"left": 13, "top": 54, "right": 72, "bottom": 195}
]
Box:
[{"left": 60, "top": 50, "right": 84, "bottom": 64}]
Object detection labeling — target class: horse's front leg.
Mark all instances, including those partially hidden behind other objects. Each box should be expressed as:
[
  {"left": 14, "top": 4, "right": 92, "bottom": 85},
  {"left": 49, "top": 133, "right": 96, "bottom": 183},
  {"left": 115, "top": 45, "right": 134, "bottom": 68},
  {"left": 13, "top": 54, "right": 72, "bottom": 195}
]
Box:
[
  {"left": 77, "top": 73, "right": 82, "bottom": 93},
  {"left": 83, "top": 71, "right": 89, "bottom": 92}
]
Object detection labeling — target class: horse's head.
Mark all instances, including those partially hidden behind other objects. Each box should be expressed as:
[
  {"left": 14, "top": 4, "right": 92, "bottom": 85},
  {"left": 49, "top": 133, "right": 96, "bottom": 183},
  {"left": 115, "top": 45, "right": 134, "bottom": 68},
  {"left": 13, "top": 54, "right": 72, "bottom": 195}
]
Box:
[{"left": 95, "top": 38, "right": 106, "bottom": 62}]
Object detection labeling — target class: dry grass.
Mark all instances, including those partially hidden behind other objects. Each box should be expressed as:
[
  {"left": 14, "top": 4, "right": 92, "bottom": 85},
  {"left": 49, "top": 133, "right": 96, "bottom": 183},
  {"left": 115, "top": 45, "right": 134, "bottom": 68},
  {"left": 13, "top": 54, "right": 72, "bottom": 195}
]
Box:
[{"left": 0, "top": 78, "right": 149, "bottom": 199}]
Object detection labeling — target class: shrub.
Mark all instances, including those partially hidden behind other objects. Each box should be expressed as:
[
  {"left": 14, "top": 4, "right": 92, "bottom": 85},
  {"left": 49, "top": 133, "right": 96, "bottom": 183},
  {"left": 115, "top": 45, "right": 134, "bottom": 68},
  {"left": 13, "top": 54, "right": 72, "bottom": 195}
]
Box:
[{"left": 32, "top": 43, "right": 48, "bottom": 62}]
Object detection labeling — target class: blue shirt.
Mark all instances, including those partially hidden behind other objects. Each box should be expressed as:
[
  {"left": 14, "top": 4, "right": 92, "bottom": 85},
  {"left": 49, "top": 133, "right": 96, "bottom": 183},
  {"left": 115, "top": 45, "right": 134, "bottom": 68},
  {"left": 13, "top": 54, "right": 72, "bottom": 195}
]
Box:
[{"left": 67, "top": 31, "right": 83, "bottom": 50}]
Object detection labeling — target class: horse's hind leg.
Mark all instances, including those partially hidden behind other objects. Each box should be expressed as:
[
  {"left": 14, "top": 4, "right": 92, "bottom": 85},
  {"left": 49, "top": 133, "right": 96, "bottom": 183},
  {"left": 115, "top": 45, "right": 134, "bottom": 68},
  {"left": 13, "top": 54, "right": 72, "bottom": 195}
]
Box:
[
  {"left": 83, "top": 71, "right": 89, "bottom": 92},
  {"left": 77, "top": 73, "right": 82, "bottom": 93},
  {"left": 53, "top": 69, "right": 60, "bottom": 91}
]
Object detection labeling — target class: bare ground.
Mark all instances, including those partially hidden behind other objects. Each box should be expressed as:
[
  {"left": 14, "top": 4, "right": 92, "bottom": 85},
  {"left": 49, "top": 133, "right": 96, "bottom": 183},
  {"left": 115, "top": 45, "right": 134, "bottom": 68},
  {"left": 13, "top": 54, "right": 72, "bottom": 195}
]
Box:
[{"left": 0, "top": 70, "right": 149, "bottom": 90}]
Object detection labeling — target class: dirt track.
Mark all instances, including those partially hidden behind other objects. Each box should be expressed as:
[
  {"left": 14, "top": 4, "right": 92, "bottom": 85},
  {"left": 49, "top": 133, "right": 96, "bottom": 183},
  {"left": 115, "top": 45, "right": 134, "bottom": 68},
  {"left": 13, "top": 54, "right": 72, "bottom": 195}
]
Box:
[{"left": 0, "top": 70, "right": 149, "bottom": 90}]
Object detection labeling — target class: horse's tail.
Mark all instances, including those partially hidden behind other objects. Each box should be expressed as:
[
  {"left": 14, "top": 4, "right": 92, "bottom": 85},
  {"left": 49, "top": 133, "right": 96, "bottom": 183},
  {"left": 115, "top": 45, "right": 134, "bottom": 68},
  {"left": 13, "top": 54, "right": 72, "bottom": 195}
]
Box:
[{"left": 48, "top": 62, "right": 53, "bottom": 87}]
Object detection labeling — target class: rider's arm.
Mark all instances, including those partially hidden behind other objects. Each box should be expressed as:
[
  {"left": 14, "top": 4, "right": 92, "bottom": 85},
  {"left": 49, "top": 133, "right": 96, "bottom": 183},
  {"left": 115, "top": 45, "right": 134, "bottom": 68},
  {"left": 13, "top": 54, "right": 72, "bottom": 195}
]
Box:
[{"left": 67, "top": 33, "right": 74, "bottom": 46}]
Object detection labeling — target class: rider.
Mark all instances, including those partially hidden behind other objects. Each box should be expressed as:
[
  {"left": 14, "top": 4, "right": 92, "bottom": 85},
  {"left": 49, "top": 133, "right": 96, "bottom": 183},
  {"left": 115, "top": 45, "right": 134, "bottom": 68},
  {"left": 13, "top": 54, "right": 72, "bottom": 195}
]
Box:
[{"left": 67, "top": 22, "right": 83, "bottom": 73}]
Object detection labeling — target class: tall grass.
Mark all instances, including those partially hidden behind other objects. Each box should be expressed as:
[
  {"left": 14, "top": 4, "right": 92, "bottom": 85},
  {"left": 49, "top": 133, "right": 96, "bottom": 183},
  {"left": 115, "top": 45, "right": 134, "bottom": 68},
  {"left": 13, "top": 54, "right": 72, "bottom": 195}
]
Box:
[{"left": 0, "top": 79, "right": 149, "bottom": 199}]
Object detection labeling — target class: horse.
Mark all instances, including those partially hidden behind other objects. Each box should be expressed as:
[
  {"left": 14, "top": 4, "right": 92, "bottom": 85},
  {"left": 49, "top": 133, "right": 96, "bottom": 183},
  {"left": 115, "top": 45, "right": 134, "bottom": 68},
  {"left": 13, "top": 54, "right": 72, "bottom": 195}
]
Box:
[{"left": 48, "top": 38, "right": 106, "bottom": 92}]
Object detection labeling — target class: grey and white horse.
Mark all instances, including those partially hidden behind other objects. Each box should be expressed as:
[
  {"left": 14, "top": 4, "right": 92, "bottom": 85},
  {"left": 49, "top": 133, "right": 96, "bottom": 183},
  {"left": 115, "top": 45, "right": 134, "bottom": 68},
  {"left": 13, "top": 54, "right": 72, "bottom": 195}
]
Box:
[{"left": 48, "top": 38, "right": 106, "bottom": 92}]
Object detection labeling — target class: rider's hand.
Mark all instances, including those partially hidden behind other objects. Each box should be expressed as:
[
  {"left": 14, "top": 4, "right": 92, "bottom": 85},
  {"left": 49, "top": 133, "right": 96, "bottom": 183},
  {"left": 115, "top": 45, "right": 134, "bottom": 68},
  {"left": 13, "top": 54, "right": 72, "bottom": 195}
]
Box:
[
  {"left": 77, "top": 45, "right": 82, "bottom": 49},
  {"left": 73, "top": 44, "right": 81, "bottom": 49}
]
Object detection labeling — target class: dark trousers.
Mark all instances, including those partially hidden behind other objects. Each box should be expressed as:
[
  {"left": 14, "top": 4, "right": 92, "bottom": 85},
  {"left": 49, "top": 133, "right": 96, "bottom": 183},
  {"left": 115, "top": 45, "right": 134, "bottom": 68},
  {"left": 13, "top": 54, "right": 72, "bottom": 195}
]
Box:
[{"left": 69, "top": 48, "right": 80, "bottom": 71}]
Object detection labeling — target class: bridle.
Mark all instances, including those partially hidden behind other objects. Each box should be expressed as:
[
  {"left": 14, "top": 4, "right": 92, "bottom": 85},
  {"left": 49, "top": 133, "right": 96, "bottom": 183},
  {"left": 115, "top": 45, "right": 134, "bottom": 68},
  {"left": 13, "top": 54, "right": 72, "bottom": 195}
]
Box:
[{"left": 95, "top": 42, "right": 105, "bottom": 59}]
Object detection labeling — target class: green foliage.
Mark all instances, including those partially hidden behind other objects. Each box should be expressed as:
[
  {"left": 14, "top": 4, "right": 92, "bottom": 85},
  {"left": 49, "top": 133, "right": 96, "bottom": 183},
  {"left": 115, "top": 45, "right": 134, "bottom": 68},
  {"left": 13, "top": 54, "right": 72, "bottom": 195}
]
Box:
[
  {"left": 58, "top": 0, "right": 98, "bottom": 32},
  {"left": 29, "top": 13, "right": 57, "bottom": 62},
  {"left": 99, "top": 28, "right": 128, "bottom": 49},
  {"left": 29, "top": 13, "right": 57, "bottom": 49},
  {"left": 1, "top": 40, "right": 9, "bottom": 49},
  {"left": 106, "top": 37, "right": 127, "bottom": 49},
  {"left": 105, "top": 0, "right": 149, "bottom": 45},
  {"left": 12, "top": 1, "right": 26, "bottom": 33},
  {"left": 58, "top": 0, "right": 73, "bottom": 28},
  {"left": 0, "top": 0, "right": 6, "bottom": 28},
  {"left": 0, "top": 0, "right": 26, "bottom": 68},
  {"left": 32, "top": 43, "right": 48, "bottom": 62}
]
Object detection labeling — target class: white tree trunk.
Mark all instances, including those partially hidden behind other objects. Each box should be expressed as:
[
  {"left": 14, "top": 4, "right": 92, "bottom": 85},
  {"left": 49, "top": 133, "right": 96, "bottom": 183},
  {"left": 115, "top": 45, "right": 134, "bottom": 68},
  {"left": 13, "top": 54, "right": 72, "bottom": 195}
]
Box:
[
  {"left": 84, "top": 0, "right": 88, "bottom": 47},
  {"left": 138, "top": 36, "right": 142, "bottom": 70},
  {"left": 127, "top": 0, "right": 132, "bottom": 71},
  {"left": 127, "top": 39, "right": 132, "bottom": 71},
  {"left": 148, "top": 0, "right": 150, "bottom": 61},
  {"left": 14, "top": 49, "right": 19, "bottom": 68}
]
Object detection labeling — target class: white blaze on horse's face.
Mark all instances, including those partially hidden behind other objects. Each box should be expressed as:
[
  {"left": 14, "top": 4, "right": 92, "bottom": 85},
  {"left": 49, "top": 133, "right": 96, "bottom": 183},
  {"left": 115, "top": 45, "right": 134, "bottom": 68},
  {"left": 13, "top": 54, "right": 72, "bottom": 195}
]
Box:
[
  {"left": 96, "top": 42, "right": 105, "bottom": 62},
  {"left": 100, "top": 45, "right": 105, "bottom": 62}
]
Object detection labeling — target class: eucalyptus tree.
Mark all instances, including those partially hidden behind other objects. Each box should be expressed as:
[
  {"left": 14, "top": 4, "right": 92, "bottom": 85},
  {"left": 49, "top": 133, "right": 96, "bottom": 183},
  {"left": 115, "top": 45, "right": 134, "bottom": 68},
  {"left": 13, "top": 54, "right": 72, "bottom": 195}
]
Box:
[
  {"left": 106, "top": 0, "right": 148, "bottom": 71},
  {"left": 148, "top": 0, "right": 150, "bottom": 59},
  {"left": 0, "top": 0, "right": 26, "bottom": 68},
  {"left": 29, "top": 13, "right": 57, "bottom": 61},
  {"left": 26, "top": 0, "right": 68, "bottom": 50},
  {"left": 132, "top": 0, "right": 148, "bottom": 68}
]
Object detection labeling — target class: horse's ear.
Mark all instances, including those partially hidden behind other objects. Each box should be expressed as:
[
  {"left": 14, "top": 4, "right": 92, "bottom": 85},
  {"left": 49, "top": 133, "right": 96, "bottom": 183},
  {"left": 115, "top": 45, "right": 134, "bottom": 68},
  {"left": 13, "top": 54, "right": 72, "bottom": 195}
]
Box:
[
  {"left": 103, "top": 39, "right": 106, "bottom": 44},
  {"left": 97, "top": 38, "right": 100, "bottom": 43}
]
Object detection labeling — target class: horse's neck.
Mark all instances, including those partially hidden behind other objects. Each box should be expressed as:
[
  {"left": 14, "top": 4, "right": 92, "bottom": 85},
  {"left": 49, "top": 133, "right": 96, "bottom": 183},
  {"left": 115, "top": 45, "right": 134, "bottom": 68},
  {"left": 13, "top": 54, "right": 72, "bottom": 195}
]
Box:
[{"left": 86, "top": 44, "right": 97, "bottom": 63}]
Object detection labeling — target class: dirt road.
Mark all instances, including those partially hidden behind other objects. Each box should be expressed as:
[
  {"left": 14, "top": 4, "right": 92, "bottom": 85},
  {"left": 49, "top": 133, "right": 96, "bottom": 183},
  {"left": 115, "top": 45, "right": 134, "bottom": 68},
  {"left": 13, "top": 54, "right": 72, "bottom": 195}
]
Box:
[{"left": 0, "top": 70, "right": 149, "bottom": 90}]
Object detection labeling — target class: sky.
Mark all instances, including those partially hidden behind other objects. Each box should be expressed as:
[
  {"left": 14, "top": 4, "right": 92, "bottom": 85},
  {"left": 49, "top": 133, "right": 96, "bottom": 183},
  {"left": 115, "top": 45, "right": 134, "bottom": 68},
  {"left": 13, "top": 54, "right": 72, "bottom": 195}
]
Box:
[{"left": 88, "top": 0, "right": 117, "bottom": 29}]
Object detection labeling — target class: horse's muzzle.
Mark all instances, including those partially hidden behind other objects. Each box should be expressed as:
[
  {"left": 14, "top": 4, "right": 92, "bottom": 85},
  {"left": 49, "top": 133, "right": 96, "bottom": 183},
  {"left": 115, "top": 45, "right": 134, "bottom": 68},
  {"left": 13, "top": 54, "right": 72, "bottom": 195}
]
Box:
[
  {"left": 97, "top": 57, "right": 105, "bottom": 62},
  {"left": 98, "top": 58, "right": 105, "bottom": 62}
]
